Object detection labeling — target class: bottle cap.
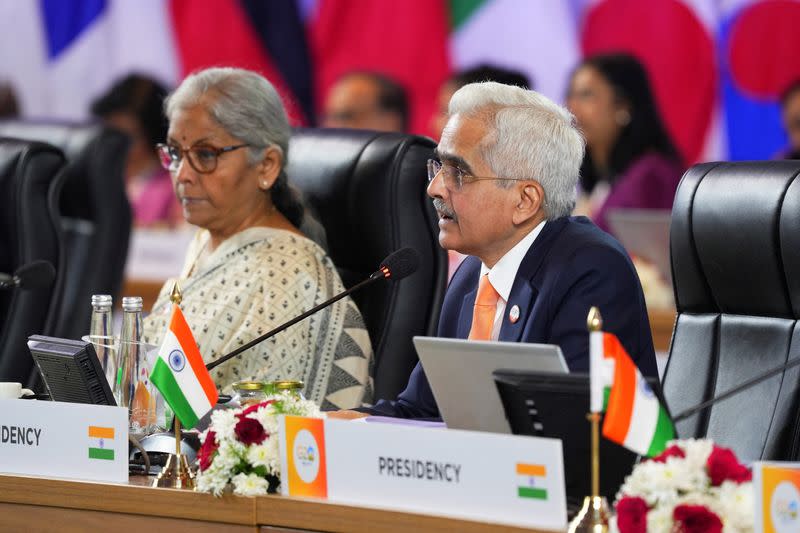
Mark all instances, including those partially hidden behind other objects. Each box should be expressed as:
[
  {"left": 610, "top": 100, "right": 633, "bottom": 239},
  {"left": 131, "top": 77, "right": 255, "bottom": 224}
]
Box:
[
  {"left": 91, "top": 294, "right": 112, "bottom": 307},
  {"left": 272, "top": 380, "right": 304, "bottom": 391},
  {"left": 122, "top": 296, "right": 143, "bottom": 312},
  {"left": 232, "top": 381, "right": 267, "bottom": 391}
]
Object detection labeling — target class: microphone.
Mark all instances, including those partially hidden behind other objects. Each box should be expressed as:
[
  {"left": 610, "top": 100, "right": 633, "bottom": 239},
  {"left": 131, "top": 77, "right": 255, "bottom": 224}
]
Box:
[
  {"left": 671, "top": 356, "right": 800, "bottom": 423},
  {"left": 206, "top": 247, "right": 421, "bottom": 371},
  {"left": 0, "top": 260, "right": 56, "bottom": 290}
]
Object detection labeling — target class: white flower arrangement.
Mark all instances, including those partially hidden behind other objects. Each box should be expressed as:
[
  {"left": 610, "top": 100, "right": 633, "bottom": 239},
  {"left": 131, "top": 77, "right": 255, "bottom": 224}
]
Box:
[
  {"left": 195, "top": 391, "right": 323, "bottom": 496},
  {"left": 612, "top": 439, "right": 754, "bottom": 533}
]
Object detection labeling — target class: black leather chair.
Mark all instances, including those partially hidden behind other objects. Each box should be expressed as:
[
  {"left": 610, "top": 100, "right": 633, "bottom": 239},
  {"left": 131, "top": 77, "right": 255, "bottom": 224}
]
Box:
[
  {"left": 663, "top": 160, "right": 800, "bottom": 461},
  {"left": 0, "top": 138, "right": 65, "bottom": 384},
  {"left": 287, "top": 129, "right": 447, "bottom": 402},
  {"left": 0, "top": 121, "right": 131, "bottom": 340}
]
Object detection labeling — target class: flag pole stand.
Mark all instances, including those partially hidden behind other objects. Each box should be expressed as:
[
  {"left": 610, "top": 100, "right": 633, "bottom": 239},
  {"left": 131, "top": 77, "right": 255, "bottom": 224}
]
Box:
[
  {"left": 153, "top": 283, "right": 196, "bottom": 489},
  {"left": 153, "top": 416, "right": 195, "bottom": 488},
  {"left": 568, "top": 307, "right": 609, "bottom": 533}
]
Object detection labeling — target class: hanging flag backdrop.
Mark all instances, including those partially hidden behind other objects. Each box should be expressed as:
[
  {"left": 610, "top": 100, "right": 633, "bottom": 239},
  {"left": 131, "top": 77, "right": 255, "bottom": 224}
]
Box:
[{"left": 0, "top": 0, "right": 799, "bottom": 160}]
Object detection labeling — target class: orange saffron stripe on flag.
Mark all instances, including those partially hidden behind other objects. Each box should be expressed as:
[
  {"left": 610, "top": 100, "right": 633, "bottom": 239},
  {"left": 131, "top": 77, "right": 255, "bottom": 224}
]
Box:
[
  {"left": 602, "top": 334, "right": 636, "bottom": 443},
  {"left": 88, "top": 426, "right": 114, "bottom": 439},
  {"left": 170, "top": 305, "right": 218, "bottom": 403},
  {"left": 516, "top": 464, "right": 546, "bottom": 476}
]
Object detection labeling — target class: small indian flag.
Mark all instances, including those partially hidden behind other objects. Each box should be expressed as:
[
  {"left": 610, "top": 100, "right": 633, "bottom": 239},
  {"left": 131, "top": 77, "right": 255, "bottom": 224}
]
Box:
[
  {"left": 516, "top": 463, "right": 548, "bottom": 500},
  {"left": 591, "top": 331, "right": 675, "bottom": 457},
  {"left": 88, "top": 426, "right": 114, "bottom": 460},
  {"left": 150, "top": 305, "right": 218, "bottom": 429}
]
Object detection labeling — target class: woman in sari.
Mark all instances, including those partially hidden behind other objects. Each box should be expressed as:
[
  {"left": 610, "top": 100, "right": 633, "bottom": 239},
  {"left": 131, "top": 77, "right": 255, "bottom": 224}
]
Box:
[{"left": 142, "top": 67, "right": 372, "bottom": 410}]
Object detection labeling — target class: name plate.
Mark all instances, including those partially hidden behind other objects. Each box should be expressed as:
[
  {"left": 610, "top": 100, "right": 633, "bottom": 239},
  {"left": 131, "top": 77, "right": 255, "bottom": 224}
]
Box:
[
  {"left": 754, "top": 462, "right": 800, "bottom": 533},
  {"left": 0, "top": 399, "right": 128, "bottom": 483},
  {"left": 279, "top": 416, "right": 566, "bottom": 530}
]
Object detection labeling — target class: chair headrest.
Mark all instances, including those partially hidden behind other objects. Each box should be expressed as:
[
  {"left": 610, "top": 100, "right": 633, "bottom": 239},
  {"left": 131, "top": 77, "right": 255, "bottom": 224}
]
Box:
[
  {"left": 287, "top": 128, "right": 437, "bottom": 282},
  {"left": 0, "top": 120, "right": 110, "bottom": 158},
  {"left": 671, "top": 161, "right": 800, "bottom": 318},
  {"left": 0, "top": 120, "right": 130, "bottom": 219}
]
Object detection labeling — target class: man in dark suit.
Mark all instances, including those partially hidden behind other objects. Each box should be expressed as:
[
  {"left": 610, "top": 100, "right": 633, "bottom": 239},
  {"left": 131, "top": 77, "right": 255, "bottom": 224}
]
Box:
[{"left": 333, "top": 81, "right": 657, "bottom": 419}]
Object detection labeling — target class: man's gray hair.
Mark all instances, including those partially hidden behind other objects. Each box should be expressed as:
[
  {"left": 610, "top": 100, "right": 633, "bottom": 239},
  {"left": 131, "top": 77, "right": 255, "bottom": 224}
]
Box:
[
  {"left": 448, "top": 82, "right": 585, "bottom": 219},
  {"left": 164, "top": 67, "right": 290, "bottom": 166}
]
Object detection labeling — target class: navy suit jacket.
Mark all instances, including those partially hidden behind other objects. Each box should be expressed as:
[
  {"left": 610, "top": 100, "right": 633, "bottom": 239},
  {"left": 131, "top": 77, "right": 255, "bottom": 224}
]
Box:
[{"left": 371, "top": 216, "right": 658, "bottom": 419}]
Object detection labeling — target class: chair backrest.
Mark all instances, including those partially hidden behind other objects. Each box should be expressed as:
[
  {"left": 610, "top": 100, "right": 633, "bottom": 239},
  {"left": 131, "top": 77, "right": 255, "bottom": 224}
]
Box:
[
  {"left": 287, "top": 128, "right": 447, "bottom": 401},
  {"left": 0, "top": 138, "right": 65, "bottom": 384},
  {"left": 0, "top": 121, "right": 131, "bottom": 340},
  {"left": 664, "top": 161, "right": 800, "bottom": 461}
]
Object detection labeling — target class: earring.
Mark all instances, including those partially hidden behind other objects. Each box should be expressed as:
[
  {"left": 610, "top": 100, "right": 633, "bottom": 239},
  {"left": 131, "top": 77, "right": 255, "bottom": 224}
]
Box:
[
  {"left": 259, "top": 180, "right": 269, "bottom": 190},
  {"left": 615, "top": 109, "right": 631, "bottom": 126}
]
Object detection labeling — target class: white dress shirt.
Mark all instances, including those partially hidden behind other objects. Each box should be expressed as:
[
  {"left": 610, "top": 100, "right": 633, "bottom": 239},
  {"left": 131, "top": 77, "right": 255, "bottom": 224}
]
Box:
[{"left": 479, "top": 220, "right": 546, "bottom": 340}]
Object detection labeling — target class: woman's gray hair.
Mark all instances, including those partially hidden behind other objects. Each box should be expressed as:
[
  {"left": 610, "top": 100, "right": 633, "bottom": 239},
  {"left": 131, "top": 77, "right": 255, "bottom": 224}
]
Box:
[
  {"left": 448, "top": 82, "right": 585, "bottom": 220},
  {"left": 164, "top": 67, "right": 290, "bottom": 164},
  {"left": 164, "top": 67, "right": 304, "bottom": 227}
]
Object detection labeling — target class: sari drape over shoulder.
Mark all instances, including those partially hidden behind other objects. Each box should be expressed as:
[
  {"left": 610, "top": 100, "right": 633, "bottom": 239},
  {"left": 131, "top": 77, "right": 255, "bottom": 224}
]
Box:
[{"left": 143, "top": 227, "right": 373, "bottom": 410}]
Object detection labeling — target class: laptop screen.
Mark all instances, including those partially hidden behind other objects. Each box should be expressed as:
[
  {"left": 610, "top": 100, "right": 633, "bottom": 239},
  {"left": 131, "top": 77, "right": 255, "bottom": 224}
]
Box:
[{"left": 413, "top": 336, "right": 567, "bottom": 434}]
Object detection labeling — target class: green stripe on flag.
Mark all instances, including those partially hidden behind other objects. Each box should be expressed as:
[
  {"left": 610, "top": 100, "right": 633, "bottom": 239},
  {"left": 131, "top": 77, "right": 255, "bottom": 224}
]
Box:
[
  {"left": 449, "top": 0, "right": 486, "bottom": 29},
  {"left": 89, "top": 448, "right": 114, "bottom": 460},
  {"left": 603, "top": 386, "right": 611, "bottom": 412},
  {"left": 518, "top": 487, "right": 548, "bottom": 500},
  {"left": 646, "top": 406, "right": 676, "bottom": 457},
  {"left": 151, "top": 358, "right": 199, "bottom": 428}
]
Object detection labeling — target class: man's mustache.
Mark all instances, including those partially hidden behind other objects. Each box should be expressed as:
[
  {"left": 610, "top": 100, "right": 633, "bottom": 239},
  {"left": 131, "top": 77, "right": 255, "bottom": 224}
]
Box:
[{"left": 432, "top": 199, "right": 458, "bottom": 222}]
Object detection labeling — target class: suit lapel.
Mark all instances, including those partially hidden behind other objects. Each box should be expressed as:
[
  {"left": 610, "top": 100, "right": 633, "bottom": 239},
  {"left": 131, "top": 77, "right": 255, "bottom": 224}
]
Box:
[
  {"left": 457, "top": 288, "right": 477, "bottom": 339},
  {"left": 499, "top": 280, "right": 535, "bottom": 341},
  {"left": 498, "top": 218, "right": 568, "bottom": 342}
]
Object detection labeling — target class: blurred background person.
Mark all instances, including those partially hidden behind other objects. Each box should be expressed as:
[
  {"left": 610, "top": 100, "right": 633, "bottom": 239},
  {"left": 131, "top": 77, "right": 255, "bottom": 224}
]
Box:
[
  {"left": 142, "top": 67, "right": 372, "bottom": 409},
  {"left": 322, "top": 71, "right": 408, "bottom": 132},
  {"left": 779, "top": 80, "right": 800, "bottom": 159},
  {"left": 429, "top": 65, "right": 531, "bottom": 278},
  {"left": 567, "top": 53, "right": 683, "bottom": 234},
  {"left": 0, "top": 82, "right": 19, "bottom": 118},
  {"left": 91, "top": 73, "right": 182, "bottom": 228},
  {"left": 429, "top": 64, "right": 531, "bottom": 140}
]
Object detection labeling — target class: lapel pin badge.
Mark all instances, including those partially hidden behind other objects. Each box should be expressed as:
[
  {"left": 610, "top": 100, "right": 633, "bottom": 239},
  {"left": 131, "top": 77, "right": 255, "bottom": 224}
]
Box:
[{"left": 509, "top": 305, "right": 520, "bottom": 324}]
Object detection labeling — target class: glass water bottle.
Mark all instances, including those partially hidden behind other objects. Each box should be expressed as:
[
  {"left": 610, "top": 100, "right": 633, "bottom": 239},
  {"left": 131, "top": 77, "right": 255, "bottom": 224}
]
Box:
[
  {"left": 116, "top": 296, "right": 155, "bottom": 435},
  {"left": 89, "top": 294, "right": 115, "bottom": 389}
]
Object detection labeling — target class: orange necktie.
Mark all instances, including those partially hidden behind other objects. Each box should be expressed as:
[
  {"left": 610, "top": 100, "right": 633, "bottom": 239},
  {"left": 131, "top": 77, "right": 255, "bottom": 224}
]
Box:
[{"left": 468, "top": 274, "right": 500, "bottom": 341}]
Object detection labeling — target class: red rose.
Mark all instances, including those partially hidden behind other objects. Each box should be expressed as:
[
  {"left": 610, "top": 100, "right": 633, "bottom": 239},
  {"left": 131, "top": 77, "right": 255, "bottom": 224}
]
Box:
[
  {"left": 198, "top": 430, "right": 218, "bottom": 472},
  {"left": 651, "top": 444, "right": 685, "bottom": 463},
  {"left": 673, "top": 504, "right": 723, "bottom": 533},
  {"left": 706, "top": 446, "right": 752, "bottom": 486},
  {"left": 616, "top": 496, "right": 649, "bottom": 533},
  {"left": 234, "top": 416, "right": 268, "bottom": 445},
  {"left": 237, "top": 400, "right": 276, "bottom": 419}
]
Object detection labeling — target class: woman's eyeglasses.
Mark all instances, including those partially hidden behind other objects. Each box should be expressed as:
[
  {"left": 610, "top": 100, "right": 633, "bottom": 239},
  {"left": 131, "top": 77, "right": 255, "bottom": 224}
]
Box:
[{"left": 157, "top": 143, "right": 250, "bottom": 174}]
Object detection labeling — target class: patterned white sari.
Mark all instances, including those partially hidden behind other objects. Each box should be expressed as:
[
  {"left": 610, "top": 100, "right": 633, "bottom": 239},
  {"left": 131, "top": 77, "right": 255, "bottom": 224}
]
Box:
[{"left": 142, "top": 227, "right": 373, "bottom": 410}]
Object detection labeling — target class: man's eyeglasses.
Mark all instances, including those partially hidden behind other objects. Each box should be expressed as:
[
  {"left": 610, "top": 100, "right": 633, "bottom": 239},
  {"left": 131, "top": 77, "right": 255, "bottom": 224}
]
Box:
[
  {"left": 426, "top": 159, "right": 529, "bottom": 192},
  {"left": 157, "top": 143, "right": 250, "bottom": 174}
]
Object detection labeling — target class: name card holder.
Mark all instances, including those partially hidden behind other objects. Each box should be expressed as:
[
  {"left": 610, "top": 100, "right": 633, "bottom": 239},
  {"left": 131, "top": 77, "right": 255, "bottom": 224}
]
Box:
[
  {"left": 279, "top": 416, "right": 567, "bottom": 531},
  {"left": 754, "top": 462, "right": 800, "bottom": 533},
  {"left": 0, "top": 399, "right": 128, "bottom": 483}
]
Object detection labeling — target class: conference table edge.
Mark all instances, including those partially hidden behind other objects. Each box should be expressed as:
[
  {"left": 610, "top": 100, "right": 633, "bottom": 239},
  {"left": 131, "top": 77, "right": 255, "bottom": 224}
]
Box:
[
  {"left": 0, "top": 474, "right": 561, "bottom": 532},
  {"left": 255, "top": 493, "right": 561, "bottom": 533},
  {"left": 0, "top": 473, "right": 255, "bottom": 525}
]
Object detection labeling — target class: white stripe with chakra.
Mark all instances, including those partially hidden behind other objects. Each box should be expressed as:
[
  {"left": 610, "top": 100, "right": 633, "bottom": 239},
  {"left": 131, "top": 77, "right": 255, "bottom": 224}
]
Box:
[{"left": 160, "top": 329, "right": 213, "bottom": 415}]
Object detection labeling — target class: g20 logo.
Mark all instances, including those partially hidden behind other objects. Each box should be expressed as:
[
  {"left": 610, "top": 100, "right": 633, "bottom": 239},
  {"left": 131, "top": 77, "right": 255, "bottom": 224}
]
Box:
[
  {"left": 292, "top": 429, "right": 320, "bottom": 483},
  {"left": 771, "top": 481, "right": 800, "bottom": 533}
]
